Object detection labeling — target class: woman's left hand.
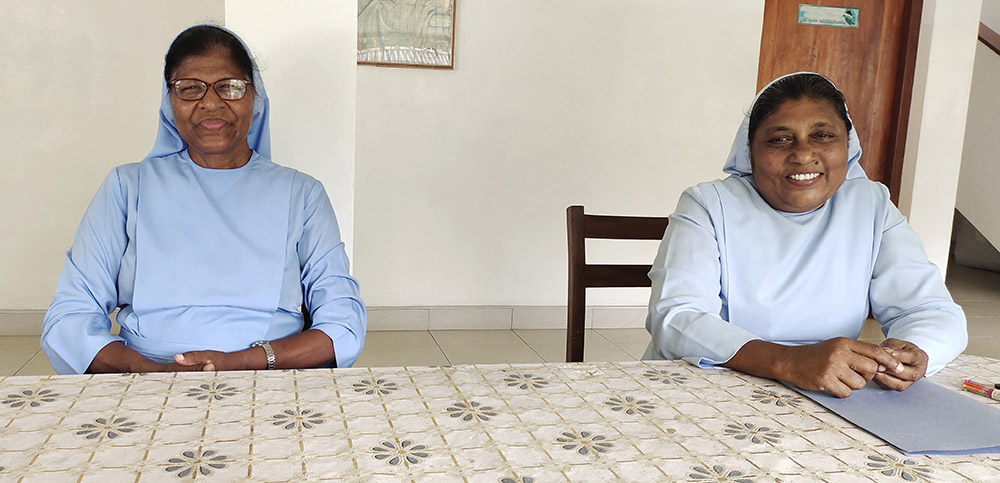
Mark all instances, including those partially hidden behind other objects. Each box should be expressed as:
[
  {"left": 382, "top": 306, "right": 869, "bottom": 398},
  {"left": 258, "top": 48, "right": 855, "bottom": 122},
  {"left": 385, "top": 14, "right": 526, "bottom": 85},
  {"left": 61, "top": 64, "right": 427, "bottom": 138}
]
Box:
[
  {"left": 872, "top": 338, "right": 928, "bottom": 391},
  {"left": 175, "top": 351, "right": 235, "bottom": 372}
]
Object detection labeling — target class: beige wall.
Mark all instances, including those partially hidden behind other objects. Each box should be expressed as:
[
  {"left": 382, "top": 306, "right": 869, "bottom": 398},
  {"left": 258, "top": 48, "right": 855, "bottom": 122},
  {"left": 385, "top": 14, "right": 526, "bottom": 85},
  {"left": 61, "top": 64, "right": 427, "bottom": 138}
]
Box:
[
  {"left": 354, "top": 0, "right": 766, "bottom": 307},
  {"left": 962, "top": 0, "right": 1000, "bottom": 248},
  {"left": 957, "top": 43, "right": 1000, "bottom": 248},
  {"left": 899, "top": 0, "right": 983, "bottom": 274},
  {"left": 983, "top": 0, "right": 1000, "bottom": 30}
]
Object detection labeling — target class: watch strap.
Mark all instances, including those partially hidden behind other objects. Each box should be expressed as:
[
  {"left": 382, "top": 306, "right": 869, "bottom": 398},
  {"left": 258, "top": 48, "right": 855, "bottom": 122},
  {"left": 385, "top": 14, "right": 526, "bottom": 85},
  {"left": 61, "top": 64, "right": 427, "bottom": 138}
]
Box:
[{"left": 251, "top": 340, "right": 276, "bottom": 370}]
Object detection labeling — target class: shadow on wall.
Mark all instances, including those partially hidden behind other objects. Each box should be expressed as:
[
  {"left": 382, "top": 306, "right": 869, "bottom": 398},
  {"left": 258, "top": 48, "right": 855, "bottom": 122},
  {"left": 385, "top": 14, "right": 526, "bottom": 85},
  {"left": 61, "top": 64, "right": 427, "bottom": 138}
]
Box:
[{"left": 952, "top": 210, "right": 1000, "bottom": 273}]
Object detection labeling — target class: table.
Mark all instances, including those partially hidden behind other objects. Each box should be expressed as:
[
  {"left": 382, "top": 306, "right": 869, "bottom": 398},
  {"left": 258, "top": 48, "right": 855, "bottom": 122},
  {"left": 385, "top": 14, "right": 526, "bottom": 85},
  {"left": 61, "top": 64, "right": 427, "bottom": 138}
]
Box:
[{"left": 1, "top": 355, "right": 998, "bottom": 481}]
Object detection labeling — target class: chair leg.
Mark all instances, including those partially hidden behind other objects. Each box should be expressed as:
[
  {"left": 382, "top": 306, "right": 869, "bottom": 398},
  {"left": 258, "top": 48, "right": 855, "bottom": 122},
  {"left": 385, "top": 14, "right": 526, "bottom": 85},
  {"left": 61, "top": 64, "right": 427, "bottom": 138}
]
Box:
[{"left": 566, "top": 290, "right": 586, "bottom": 362}]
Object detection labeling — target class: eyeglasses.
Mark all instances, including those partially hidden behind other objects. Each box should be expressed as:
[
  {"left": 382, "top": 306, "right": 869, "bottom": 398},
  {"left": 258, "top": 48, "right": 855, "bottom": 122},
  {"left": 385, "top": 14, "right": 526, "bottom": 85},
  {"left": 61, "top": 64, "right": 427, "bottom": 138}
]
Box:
[{"left": 169, "top": 78, "right": 251, "bottom": 101}]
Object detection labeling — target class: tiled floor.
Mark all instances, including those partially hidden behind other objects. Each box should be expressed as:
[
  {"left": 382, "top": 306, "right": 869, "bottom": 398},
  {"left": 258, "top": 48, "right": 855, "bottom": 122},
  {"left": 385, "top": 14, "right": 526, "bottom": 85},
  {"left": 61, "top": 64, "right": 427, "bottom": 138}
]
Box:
[{"left": 4, "top": 262, "right": 998, "bottom": 376}]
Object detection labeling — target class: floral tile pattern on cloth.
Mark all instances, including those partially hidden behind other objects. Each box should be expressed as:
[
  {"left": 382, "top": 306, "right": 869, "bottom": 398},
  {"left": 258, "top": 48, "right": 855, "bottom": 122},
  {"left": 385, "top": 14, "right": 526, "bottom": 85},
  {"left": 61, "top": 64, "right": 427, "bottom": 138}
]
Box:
[
  {"left": 164, "top": 449, "right": 230, "bottom": 477},
  {"left": 750, "top": 388, "right": 804, "bottom": 407},
  {"left": 76, "top": 416, "right": 137, "bottom": 439},
  {"left": 604, "top": 395, "right": 655, "bottom": 415},
  {"left": 2, "top": 389, "right": 60, "bottom": 408},
  {"left": 371, "top": 440, "right": 430, "bottom": 466},
  {"left": 0, "top": 356, "right": 997, "bottom": 480},
  {"left": 502, "top": 373, "right": 549, "bottom": 390},
  {"left": 353, "top": 377, "right": 399, "bottom": 395},
  {"left": 184, "top": 382, "right": 238, "bottom": 401},
  {"left": 865, "top": 453, "right": 934, "bottom": 480},
  {"left": 271, "top": 408, "right": 325, "bottom": 430},
  {"left": 445, "top": 401, "right": 498, "bottom": 422}
]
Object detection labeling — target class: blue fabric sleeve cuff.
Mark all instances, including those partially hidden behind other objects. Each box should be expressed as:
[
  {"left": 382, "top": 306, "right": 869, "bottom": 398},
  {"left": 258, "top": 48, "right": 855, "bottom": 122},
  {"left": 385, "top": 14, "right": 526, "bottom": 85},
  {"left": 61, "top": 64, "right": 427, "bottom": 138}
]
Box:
[
  {"left": 41, "top": 315, "right": 123, "bottom": 374},
  {"left": 312, "top": 323, "right": 363, "bottom": 369},
  {"left": 682, "top": 356, "right": 726, "bottom": 368}
]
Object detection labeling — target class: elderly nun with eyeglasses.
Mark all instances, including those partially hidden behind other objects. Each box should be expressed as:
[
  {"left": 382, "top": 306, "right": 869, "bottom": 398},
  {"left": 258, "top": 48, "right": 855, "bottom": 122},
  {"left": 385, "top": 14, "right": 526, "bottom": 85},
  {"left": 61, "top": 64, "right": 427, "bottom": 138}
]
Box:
[
  {"left": 643, "top": 73, "right": 967, "bottom": 398},
  {"left": 41, "top": 25, "right": 366, "bottom": 374}
]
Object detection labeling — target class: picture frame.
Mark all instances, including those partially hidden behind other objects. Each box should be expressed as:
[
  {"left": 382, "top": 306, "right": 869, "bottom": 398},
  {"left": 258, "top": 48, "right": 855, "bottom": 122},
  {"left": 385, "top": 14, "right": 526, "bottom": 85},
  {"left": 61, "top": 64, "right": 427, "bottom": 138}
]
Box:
[{"left": 357, "top": 0, "right": 457, "bottom": 69}]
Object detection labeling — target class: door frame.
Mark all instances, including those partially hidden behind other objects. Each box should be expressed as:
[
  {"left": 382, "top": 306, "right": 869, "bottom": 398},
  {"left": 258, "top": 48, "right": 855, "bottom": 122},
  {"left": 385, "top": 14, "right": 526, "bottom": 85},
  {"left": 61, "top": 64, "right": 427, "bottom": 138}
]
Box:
[{"left": 885, "top": 0, "right": 923, "bottom": 204}]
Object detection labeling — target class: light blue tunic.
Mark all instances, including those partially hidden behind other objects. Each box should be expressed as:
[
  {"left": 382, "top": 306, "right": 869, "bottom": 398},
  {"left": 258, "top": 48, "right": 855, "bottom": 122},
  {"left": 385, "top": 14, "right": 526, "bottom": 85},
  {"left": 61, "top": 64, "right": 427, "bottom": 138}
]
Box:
[
  {"left": 41, "top": 151, "right": 366, "bottom": 374},
  {"left": 643, "top": 73, "right": 967, "bottom": 374}
]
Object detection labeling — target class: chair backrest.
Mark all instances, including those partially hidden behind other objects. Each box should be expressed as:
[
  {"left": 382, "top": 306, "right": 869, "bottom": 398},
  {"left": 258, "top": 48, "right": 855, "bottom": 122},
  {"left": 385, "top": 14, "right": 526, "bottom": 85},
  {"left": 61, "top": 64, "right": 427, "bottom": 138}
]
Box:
[
  {"left": 566, "top": 205, "right": 669, "bottom": 362},
  {"left": 302, "top": 304, "right": 313, "bottom": 331}
]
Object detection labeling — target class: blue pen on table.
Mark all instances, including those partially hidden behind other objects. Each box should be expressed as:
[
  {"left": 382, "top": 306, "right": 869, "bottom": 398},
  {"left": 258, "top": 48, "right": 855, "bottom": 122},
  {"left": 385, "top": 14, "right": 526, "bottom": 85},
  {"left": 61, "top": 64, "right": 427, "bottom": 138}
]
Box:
[{"left": 962, "top": 379, "right": 1000, "bottom": 401}]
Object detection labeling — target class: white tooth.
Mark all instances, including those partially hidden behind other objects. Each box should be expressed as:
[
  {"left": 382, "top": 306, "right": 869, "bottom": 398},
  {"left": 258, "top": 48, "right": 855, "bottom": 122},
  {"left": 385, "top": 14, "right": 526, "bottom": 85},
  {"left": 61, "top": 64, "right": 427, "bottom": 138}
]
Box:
[{"left": 790, "top": 173, "right": 819, "bottom": 181}]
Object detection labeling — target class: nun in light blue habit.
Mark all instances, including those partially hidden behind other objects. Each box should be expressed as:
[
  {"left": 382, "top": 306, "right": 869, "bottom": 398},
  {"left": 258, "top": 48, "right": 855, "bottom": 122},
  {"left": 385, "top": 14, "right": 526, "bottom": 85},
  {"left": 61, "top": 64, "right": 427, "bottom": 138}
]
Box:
[
  {"left": 42, "top": 25, "right": 366, "bottom": 374},
  {"left": 643, "top": 72, "right": 966, "bottom": 396}
]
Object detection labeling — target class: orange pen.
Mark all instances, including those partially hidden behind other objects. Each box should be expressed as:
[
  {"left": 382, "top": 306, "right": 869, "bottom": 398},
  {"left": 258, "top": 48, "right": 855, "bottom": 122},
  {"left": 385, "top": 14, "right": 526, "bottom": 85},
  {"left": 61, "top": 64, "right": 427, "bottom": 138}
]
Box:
[{"left": 962, "top": 379, "right": 1000, "bottom": 401}]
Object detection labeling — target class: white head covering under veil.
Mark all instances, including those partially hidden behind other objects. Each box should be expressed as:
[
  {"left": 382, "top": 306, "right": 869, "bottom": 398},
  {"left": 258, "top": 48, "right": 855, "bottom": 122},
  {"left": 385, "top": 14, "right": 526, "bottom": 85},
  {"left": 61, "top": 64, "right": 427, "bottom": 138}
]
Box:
[
  {"left": 145, "top": 25, "right": 271, "bottom": 161},
  {"left": 722, "top": 72, "right": 866, "bottom": 180}
]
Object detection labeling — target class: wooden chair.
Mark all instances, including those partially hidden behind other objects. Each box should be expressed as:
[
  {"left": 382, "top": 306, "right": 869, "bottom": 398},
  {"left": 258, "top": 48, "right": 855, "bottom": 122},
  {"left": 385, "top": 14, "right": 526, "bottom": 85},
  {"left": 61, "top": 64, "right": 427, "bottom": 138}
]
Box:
[
  {"left": 566, "top": 206, "right": 670, "bottom": 362},
  {"left": 302, "top": 305, "right": 313, "bottom": 330}
]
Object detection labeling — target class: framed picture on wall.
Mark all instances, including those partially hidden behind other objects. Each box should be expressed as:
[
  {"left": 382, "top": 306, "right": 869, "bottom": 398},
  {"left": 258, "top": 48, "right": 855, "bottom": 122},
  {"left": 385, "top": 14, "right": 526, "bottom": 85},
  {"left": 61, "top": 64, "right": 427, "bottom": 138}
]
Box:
[{"left": 357, "top": 0, "right": 456, "bottom": 69}]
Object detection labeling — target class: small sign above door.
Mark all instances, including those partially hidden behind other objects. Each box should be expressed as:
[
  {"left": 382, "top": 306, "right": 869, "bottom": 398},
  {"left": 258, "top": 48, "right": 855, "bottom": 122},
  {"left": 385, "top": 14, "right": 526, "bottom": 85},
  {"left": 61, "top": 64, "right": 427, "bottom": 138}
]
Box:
[{"left": 798, "top": 5, "right": 860, "bottom": 28}]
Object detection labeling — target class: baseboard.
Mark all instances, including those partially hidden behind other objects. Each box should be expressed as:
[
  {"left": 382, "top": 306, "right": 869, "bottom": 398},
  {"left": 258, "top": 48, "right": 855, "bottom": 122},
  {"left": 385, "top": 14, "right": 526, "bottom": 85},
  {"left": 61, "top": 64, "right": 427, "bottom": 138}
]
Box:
[
  {"left": 0, "top": 306, "right": 650, "bottom": 336},
  {"left": 368, "top": 306, "right": 648, "bottom": 331},
  {"left": 0, "top": 310, "right": 46, "bottom": 336}
]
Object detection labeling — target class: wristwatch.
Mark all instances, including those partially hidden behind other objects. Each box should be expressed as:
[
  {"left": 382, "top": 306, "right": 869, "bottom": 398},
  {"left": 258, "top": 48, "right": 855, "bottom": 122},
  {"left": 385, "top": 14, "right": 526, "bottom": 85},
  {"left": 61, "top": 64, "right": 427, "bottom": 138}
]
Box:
[{"left": 250, "top": 340, "right": 276, "bottom": 370}]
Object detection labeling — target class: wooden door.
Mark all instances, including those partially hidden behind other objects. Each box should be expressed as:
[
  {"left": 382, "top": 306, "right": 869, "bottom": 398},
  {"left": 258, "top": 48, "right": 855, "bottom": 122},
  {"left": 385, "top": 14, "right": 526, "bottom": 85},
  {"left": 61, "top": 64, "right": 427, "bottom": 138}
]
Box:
[{"left": 758, "top": 0, "right": 922, "bottom": 202}]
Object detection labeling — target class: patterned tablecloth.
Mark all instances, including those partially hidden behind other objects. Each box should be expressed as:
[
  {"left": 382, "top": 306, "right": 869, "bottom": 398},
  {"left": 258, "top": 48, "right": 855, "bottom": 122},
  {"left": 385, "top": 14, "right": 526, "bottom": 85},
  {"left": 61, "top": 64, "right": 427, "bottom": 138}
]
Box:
[{"left": 1, "top": 354, "right": 998, "bottom": 482}]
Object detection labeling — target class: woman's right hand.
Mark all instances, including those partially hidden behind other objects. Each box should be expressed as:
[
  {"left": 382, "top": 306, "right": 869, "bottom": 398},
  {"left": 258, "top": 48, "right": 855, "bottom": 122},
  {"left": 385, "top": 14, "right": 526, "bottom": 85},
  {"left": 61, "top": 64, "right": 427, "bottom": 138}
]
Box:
[{"left": 724, "top": 338, "right": 904, "bottom": 398}]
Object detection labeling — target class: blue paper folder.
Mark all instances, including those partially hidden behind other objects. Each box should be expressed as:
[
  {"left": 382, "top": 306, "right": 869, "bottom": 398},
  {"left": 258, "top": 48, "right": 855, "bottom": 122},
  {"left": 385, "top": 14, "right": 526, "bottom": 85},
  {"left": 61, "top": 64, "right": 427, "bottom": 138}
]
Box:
[{"left": 792, "top": 378, "right": 1000, "bottom": 455}]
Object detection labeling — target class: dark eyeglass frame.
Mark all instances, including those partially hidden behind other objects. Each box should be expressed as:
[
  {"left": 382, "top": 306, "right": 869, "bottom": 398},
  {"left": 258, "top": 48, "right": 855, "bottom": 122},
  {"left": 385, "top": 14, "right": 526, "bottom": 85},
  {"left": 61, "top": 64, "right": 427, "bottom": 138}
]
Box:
[{"left": 169, "top": 77, "right": 252, "bottom": 101}]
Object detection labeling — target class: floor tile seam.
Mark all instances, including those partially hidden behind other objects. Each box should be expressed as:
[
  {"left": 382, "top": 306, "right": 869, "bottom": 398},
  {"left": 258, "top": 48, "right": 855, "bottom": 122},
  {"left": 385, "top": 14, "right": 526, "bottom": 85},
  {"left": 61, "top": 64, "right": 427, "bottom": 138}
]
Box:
[
  {"left": 11, "top": 350, "right": 42, "bottom": 376},
  {"left": 431, "top": 335, "right": 537, "bottom": 351},
  {"left": 362, "top": 332, "right": 441, "bottom": 351},
  {"left": 426, "top": 331, "right": 454, "bottom": 366},
  {"left": 510, "top": 329, "right": 566, "bottom": 364},
  {"left": 602, "top": 338, "right": 643, "bottom": 361},
  {"left": 592, "top": 329, "right": 649, "bottom": 345},
  {"left": 522, "top": 340, "right": 555, "bottom": 364}
]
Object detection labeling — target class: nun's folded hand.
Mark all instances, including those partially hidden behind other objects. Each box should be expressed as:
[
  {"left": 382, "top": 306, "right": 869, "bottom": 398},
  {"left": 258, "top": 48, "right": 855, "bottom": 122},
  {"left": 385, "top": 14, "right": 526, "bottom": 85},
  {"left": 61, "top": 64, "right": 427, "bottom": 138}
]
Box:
[
  {"left": 777, "top": 338, "right": 904, "bottom": 398},
  {"left": 872, "top": 338, "right": 928, "bottom": 391},
  {"left": 726, "top": 338, "right": 904, "bottom": 398},
  {"left": 175, "top": 350, "right": 233, "bottom": 372}
]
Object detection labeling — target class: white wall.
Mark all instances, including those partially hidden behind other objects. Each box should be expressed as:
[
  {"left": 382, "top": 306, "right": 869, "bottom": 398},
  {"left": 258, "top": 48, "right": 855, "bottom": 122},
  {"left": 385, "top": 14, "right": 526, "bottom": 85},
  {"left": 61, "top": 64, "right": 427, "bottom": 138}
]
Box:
[
  {"left": 354, "top": 0, "right": 765, "bottom": 307},
  {"left": 957, "top": 43, "right": 1000, "bottom": 249},
  {"left": 899, "top": 0, "right": 983, "bottom": 274},
  {"left": 226, "top": 0, "right": 357, "bottom": 261},
  {"left": 983, "top": 0, "right": 1000, "bottom": 31},
  {"left": 0, "top": 1, "right": 225, "bottom": 310}
]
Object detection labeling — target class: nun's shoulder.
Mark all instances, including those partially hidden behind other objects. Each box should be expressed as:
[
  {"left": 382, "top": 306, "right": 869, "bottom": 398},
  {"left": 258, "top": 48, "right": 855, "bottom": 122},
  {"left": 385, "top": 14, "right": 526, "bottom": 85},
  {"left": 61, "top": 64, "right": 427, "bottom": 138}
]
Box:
[
  {"left": 259, "top": 161, "right": 333, "bottom": 207},
  {"left": 102, "top": 162, "right": 140, "bottom": 196},
  {"left": 681, "top": 176, "right": 757, "bottom": 206},
  {"left": 113, "top": 162, "right": 141, "bottom": 182},
  {"left": 837, "top": 177, "right": 894, "bottom": 209},
  {"left": 254, "top": 158, "right": 321, "bottom": 188}
]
